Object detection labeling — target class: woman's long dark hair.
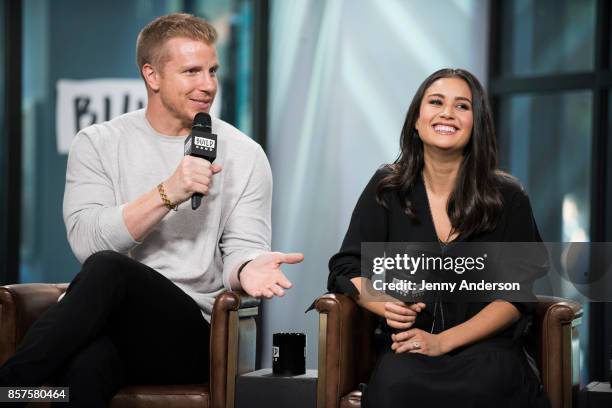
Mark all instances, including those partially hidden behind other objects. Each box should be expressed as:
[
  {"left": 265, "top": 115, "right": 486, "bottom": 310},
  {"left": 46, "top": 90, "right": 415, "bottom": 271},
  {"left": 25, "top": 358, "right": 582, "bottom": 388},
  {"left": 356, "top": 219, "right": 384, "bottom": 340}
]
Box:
[{"left": 376, "top": 68, "right": 505, "bottom": 239}]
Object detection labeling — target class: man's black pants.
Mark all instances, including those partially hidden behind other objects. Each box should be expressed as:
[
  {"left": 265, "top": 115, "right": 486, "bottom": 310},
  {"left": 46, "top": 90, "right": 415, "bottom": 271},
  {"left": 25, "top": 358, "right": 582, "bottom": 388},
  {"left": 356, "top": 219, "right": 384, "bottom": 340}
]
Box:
[{"left": 0, "top": 251, "right": 211, "bottom": 407}]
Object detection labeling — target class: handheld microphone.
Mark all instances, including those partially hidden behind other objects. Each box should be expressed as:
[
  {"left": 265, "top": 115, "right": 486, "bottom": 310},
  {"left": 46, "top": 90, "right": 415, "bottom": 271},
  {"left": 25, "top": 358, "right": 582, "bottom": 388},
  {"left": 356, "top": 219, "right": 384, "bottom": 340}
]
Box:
[{"left": 184, "top": 112, "right": 217, "bottom": 210}]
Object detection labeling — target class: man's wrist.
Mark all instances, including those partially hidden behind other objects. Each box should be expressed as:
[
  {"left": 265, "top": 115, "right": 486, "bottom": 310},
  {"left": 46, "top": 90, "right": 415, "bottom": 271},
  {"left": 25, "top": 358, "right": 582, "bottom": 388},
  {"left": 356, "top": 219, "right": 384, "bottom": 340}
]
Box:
[
  {"left": 157, "top": 182, "right": 178, "bottom": 211},
  {"left": 237, "top": 260, "right": 252, "bottom": 283}
]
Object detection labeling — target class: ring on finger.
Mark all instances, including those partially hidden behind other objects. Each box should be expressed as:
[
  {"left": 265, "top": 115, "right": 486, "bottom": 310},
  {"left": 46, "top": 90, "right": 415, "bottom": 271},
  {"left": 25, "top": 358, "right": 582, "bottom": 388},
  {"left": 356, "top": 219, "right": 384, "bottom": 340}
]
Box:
[{"left": 412, "top": 341, "right": 420, "bottom": 349}]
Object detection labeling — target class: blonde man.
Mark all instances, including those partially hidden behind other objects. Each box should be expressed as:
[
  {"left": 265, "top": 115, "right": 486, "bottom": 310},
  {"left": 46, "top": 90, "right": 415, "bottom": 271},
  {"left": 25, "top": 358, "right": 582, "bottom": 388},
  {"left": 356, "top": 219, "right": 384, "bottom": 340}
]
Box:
[{"left": 0, "top": 13, "right": 302, "bottom": 406}]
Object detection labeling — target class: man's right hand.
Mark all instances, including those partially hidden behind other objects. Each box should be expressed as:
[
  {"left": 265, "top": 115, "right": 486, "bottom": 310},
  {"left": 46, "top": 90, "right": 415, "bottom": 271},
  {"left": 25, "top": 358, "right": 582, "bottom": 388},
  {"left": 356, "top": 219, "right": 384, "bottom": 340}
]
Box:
[
  {"left": 163, "top": 156, "right": 222, "bottom": 204},
  {"left": 384, "top": 301, "right": 425, "bottom": 330}
]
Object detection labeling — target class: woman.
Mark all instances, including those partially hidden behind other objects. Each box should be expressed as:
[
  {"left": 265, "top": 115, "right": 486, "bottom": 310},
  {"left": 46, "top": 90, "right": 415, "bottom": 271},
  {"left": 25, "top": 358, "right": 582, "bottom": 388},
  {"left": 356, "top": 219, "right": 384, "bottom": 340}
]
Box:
[{"left": 328, "top": 68, "right": 549, "bottom": 408}]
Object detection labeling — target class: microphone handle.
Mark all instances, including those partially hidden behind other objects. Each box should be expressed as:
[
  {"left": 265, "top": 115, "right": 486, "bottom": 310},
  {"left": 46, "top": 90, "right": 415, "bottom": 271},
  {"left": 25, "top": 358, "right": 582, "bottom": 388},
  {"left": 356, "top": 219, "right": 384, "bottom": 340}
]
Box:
[{"left": 192, "top": 193, "right": 203, "bottom": 210}]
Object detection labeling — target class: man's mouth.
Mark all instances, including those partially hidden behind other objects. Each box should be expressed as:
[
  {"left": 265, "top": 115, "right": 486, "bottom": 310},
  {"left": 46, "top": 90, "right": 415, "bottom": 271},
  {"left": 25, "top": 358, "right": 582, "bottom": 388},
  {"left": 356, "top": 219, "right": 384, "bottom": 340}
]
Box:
[{"left": 190, "top": 99, "right": 211, "bottom": 108}]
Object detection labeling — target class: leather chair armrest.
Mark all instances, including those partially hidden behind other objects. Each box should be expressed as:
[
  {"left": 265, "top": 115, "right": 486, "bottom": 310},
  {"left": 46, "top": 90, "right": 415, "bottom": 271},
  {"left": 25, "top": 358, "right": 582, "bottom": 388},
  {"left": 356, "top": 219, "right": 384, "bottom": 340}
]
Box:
[
  {"left": 315, "top": 293, "right": 376, "bottom": 408},
  {"left": 0, "top": 283, "right": 69, "bottom": 365},
  {"left": 535, "top": 295, "right": 582, "bottom": 408},
  {"left": 535, "top": 296, "right": 582, "bottom": 324},
  {"left": 210, "top": 291, "right": 260, "bottom": 408}
]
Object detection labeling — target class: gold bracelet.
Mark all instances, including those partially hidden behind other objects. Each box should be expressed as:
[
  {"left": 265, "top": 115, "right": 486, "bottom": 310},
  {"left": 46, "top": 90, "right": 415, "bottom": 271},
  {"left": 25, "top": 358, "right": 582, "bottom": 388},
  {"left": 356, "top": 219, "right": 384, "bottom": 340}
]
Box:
[{"left": 157, "top": 183, "right": 178, "bottom": 211}]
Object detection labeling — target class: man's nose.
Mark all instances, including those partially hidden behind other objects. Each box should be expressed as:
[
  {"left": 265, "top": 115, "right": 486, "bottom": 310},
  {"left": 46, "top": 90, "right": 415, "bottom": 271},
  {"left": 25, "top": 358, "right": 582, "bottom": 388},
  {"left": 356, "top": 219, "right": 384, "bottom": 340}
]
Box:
[{"left": 199, "top": 73, "right": 216, "bottom": 93}]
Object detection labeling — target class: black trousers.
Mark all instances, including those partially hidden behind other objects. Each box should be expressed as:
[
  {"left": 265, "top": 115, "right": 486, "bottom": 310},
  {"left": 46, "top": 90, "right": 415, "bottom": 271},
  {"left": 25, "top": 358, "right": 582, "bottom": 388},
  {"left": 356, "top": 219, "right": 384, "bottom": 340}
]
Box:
[{"left": 0, "top": 251, "right": 211, "bottom": 407}]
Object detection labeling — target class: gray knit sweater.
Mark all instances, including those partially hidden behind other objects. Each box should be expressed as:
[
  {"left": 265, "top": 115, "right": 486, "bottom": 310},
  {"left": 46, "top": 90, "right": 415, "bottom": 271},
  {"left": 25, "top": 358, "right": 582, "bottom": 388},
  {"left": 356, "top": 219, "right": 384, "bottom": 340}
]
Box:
[{"left": 63, "top": 109, "right": 272, "bottom": 321}]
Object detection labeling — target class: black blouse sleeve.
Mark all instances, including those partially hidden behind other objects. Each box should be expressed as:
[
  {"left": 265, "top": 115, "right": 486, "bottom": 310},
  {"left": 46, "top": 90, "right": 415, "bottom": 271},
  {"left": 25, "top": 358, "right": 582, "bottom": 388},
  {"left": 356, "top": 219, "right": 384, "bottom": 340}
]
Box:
[
  {"left": 327, "top": 169, "right": 389, "bottom": 294},
  {"left": 502, "top": 188, "right": 542, "bottom": 243},
  {"left": 500, "top": 187, "right": 544, "bottom": 316}
]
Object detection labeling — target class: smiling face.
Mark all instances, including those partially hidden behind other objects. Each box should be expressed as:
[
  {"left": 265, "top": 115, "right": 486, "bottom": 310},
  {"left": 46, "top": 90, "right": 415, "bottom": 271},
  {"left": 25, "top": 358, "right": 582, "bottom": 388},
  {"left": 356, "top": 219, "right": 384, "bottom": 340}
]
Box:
[
  {"left": 143, "top": 37, "right": 219, "bottom": 134},
  {"left": 415, "top": 77, "right": 473, "bottom": 153}
]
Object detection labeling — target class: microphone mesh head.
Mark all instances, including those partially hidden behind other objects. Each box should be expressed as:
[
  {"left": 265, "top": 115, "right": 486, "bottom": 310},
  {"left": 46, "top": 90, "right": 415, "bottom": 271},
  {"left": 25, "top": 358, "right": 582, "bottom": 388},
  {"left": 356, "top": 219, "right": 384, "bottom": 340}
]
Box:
[{"left": 193, "top": 112, "right": 211, "bottom": 127}]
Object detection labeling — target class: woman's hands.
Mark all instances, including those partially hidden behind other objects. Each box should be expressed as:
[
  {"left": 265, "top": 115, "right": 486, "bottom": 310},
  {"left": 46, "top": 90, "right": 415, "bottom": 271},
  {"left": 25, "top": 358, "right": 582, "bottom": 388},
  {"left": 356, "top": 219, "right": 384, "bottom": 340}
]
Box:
[
  {"left": 384, "top": 301, "right": 425, "bottom": 330},
  {"left": 390, "top": 301, "right": 521, "bottom": 357},
  {"left": 385, "top": 301, "right": 449, "bottom": 356},
  {"left": 391, "top": 328, "right": 449, "bottom": 357}
]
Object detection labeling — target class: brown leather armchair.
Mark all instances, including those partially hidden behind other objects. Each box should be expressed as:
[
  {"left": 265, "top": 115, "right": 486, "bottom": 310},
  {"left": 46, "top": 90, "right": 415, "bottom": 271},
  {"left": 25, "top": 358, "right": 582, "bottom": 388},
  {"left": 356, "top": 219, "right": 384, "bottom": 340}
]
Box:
[
  {"left": 0, "top": 283, "right": 259, "bottom": 408},
  {"left": 315, "top": 293, "right": 582, "bottom": 408}
]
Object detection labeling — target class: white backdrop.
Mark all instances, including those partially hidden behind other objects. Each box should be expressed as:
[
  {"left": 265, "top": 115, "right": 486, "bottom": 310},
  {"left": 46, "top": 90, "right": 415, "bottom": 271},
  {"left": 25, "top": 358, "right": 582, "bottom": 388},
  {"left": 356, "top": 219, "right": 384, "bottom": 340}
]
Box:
[{"left": 264, "top": 0, "right": 490, "bottom": 368}]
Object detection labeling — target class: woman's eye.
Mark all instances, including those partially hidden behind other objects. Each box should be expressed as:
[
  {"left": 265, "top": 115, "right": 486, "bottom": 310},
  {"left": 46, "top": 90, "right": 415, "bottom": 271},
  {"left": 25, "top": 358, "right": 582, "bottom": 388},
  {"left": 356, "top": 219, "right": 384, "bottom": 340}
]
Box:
[
  {"left": 457, "top": 103, "right": 471, "bottom": 110},
  {"left": 429, "top": 99, "right": 443, "bottom": 106}
]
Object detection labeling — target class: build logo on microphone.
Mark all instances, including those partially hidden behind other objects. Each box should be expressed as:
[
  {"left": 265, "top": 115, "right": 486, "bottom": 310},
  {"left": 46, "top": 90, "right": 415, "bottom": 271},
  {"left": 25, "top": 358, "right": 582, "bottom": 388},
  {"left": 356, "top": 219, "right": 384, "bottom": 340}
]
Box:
[{"left": 194, "top": 136, "right": 215, "bottom": 151}]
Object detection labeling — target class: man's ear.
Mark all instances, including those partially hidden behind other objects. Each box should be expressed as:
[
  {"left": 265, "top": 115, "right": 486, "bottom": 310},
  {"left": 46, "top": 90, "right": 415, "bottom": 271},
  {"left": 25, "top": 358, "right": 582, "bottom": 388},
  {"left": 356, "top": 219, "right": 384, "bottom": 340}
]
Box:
[{"left": 142, "top": 63, "right": 160, "bottom": 92}]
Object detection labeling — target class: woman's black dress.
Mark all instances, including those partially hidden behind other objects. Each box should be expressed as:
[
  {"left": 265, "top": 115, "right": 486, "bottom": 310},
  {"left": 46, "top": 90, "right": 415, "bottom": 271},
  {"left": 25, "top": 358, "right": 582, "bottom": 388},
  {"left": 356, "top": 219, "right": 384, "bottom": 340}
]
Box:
[{"left": 328, "top": 169, "right": 550, "bottom": 408}]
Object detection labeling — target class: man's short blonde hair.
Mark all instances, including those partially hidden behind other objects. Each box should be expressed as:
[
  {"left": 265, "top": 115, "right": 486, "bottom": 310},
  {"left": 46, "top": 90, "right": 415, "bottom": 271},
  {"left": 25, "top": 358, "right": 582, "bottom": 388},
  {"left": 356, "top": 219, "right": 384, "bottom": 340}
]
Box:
[{"left": 136, "top": 13, "right": 217, "bottom": 72}]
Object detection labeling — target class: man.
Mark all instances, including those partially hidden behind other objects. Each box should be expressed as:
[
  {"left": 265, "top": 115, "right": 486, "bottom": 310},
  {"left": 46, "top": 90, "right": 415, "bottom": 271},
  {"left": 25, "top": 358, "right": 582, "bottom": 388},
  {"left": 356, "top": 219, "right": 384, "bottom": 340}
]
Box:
[{"left": 0, "top": 13, "right": 303, "bottom": 406}]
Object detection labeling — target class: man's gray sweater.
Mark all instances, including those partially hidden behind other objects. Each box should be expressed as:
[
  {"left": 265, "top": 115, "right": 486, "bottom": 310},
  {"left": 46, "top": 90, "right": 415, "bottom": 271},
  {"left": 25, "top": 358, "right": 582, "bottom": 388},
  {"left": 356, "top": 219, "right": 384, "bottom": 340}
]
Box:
[{"left": 63, "top": 109, "right": 272, "bottom": 321}]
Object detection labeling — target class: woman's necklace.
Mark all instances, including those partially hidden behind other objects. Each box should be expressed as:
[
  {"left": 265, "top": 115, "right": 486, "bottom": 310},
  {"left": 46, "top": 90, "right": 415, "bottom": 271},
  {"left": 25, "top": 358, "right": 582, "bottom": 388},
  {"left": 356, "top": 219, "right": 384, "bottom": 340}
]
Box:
[
  {"left": 422, "top": 172, "right": 454, "bottom": 244},
  {"left": 423, "top": 172, "right": 448, "bottom": 334}
]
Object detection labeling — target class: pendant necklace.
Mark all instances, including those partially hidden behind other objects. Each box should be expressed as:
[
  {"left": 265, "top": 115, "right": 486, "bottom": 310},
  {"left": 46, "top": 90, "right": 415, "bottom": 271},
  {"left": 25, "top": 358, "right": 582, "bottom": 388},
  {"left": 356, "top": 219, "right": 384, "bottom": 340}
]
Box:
[{"left": 423, "top": 172, "right": 449, "bottom": 334}]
